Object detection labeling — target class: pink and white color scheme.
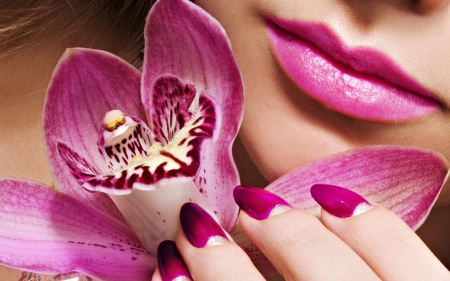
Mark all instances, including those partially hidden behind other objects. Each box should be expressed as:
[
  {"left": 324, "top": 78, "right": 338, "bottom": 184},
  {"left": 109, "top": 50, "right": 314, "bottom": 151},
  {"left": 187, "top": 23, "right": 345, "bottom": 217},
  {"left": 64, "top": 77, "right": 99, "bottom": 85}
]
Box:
[
  {"left": 231, "top": 146, "right": 448, "bottom": 274},
  {"left": 0, "top": 0, "right": 448, "bottom": 280},
  {"left": 0, "top": 0, "right": 243, "bottom": 279}
]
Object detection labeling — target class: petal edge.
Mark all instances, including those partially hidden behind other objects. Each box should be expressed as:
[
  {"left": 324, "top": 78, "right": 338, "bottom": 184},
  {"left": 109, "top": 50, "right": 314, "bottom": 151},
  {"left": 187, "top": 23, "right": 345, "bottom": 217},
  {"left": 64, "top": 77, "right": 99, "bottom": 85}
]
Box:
[
  {"left": 0, "top": 178, "right": 155, "bottom": 281},
  {"left": 267, "top": 146, "right": 448, "bottom": 230},
  {"left": 143, "top": 0, "right": 244, "bottom": 231}
]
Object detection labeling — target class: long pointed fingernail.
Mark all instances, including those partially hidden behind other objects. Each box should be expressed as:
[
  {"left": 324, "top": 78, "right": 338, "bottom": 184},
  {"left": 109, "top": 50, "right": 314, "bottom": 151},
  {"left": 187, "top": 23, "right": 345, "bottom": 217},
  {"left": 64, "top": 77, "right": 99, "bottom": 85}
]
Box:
[
  {"left": 233, "top": 185, "right": 292, "bottom": 220},
  {"left": 310, "top": 184, "right": 372, "bottom": 218},
  {"left": 180, "top": 203, "right": 229, "bottom": 248},
  {"left": 157, "top": 240, "right": 192, "bottom": 281}
]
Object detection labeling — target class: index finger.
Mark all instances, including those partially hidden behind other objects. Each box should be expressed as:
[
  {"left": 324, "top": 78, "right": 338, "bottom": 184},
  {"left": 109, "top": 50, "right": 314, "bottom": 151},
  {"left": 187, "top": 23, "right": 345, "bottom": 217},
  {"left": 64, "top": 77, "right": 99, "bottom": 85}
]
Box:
[{"left": 175, "top": 202, "right": 265, "bottom": 281}]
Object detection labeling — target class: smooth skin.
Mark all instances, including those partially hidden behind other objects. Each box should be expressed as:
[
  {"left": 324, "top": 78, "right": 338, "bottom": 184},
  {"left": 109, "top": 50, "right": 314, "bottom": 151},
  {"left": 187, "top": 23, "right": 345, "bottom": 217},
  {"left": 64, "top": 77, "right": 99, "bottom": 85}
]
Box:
[
  {"left": 154, "top": 203, "right": 449, "bottom": 281},
  {"left": 1, "top": 0, "right": 450, "bottom": 278},
  {"left": 195, "top": 0, "right": 450, "bottom": 267}
]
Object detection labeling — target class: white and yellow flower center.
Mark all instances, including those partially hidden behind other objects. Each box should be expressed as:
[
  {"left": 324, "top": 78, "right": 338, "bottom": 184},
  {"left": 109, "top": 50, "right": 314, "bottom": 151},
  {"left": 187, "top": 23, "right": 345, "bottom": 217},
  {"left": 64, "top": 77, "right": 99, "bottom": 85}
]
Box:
[{"left": 58, "top": 75, "right": 219, "bottom": 254}]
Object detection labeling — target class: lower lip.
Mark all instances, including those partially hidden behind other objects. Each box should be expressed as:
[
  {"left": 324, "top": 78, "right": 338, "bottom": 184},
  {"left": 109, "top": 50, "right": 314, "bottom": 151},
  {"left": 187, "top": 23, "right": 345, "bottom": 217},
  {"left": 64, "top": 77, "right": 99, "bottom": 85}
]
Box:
[{"left": 266, "top": 20, "right": 439, "bottom": 122}]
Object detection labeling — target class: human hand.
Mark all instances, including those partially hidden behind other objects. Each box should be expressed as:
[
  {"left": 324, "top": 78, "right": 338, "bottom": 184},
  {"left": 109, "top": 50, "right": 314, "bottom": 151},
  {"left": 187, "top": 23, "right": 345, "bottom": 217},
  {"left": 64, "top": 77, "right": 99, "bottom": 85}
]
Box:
[{"left": 152, "top": 185, "right": 450, "bottom": 281}]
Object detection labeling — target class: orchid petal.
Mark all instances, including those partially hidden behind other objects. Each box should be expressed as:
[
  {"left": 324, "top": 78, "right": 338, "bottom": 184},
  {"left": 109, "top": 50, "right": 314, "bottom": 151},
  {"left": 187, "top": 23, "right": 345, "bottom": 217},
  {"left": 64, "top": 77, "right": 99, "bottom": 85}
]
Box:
[
  {"left": 58, "top": 94, "right": 217, "bottom": 195},
  {"left": 44, "top": 48, "right": 146, "bottom": 223},
  {"left": 232, "top": 146, "right": 448, "bottom": 275},
  {"left": 149, "top": 75, "right": 196, "bottom": 145},
  {"left": 57, "top": 142, "right": 99, "bottom": 185},
  {"left": 0, "top": 179, "right": 155, "bottom": 281},
  {"left": 143, "top": 0, "right": 244, "bottom": 231},
  {"left": 267, "top": 146, "right": 448, "bottom": 229}
]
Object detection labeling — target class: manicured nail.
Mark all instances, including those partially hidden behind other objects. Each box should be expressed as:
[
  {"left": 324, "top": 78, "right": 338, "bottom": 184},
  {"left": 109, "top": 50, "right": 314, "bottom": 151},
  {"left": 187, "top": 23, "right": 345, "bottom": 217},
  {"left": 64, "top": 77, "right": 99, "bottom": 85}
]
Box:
[
  {"left": 180, "top": 203, "right": 229, "bottom": 248},
  {"left": 310, "top": 184, "right": 372, "bottom": 218},
  {"left": 157, "top": 240, "right": 192, "bottom": 281},
  {"left": 233, "top": 185, "right": 292, "bottom": 220}
]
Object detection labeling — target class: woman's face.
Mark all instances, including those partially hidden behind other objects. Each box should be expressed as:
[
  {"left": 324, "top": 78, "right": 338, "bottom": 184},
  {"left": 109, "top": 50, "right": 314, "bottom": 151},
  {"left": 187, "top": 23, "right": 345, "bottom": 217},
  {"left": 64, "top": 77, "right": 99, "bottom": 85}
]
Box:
[
  {"left": 0, "top": 0, "right": 449, "bottom": 276},
  {"left": 196, "top": 0, "right": 450, "bottom": 206}
]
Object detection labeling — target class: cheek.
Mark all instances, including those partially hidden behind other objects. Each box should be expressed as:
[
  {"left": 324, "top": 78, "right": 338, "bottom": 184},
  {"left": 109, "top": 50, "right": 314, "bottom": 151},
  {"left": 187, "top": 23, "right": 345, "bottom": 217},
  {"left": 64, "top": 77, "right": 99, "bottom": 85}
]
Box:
[
  {"left": 0, "top": 51, "right": 54, "bottom": 186},
  {"left": 196, "top": 0, "right": 358, "bottom": 179},
  {"left": 200, "top": 1, "right": 357, "bottom": 180},
  {"left": 198, "top": 0, "right": 450, "bottom": 206},
  {"left": 238, "top": 70, "right": 357, "bottom": 182},
  {"left": 230, "top": 19, "right": 450, "bottom": 197}
]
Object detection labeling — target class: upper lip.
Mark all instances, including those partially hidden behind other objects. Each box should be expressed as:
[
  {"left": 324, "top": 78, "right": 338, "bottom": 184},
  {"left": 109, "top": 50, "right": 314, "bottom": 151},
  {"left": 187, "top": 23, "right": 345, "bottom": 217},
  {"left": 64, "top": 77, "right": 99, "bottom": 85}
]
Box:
[{"left": 266, "top": 17, "right": 442, "bottom": 105}]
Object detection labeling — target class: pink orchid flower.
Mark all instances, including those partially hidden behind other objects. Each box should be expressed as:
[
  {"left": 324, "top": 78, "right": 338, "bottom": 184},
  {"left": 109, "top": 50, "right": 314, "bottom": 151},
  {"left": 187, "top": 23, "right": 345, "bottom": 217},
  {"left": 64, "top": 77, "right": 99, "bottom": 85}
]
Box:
[
  {"left": 1, "top": 0, "right": 242, "bottom": 280},
  {"left": 0, "top": 0, "right": 448, "bottom": 280}
]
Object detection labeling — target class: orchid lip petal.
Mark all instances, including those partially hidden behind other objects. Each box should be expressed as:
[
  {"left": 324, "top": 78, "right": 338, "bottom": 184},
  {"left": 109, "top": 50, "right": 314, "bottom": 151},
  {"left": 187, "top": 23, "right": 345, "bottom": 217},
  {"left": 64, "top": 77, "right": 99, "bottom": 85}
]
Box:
[
  {"left": 0, "top": 179, "right": 155, "bottom": 281},
  {"left": 98, "top": 113, "right": 157, "bottom": 171},
  {"left": 143, "top": 0, "right": 244, "bottom": 231},
  {"left": 59, "top": 90, "right": 218, "bottom": 195}
]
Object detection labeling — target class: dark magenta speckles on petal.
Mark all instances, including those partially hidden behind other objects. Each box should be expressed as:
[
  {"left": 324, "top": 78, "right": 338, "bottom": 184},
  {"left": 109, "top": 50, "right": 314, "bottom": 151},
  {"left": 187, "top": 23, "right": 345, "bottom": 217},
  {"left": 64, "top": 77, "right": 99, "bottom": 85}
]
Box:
[
  {"left": 58, "top": 80, "right": 218, "bottom": 195},
  {"left": 0, "top": 179, "right": 156, "bottom": 280},
  {"left": 98, "top": 113, "right": 156, "bottom": 171},
  {"left": 57, "top": 142, "right": 99, "bottom": 185},
  {"left": 149, "top": 75, "right": 196, "bottom": 145}
]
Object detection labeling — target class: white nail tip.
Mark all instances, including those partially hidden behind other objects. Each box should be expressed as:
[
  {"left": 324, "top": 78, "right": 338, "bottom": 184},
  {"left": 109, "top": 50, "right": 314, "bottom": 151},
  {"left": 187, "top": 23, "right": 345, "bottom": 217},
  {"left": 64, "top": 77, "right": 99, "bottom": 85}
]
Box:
[
  {"left": 269, "top": 204, "right": 292, "bottom": 218},
  {"left": 173, "top": 276, "right": 193, "bottom": 281},
  {"left": 352, "top": 202, "right": 372, "bottom": 217},
  {"left": 205, "top": 235, "right": 229, "bottom": 247}
]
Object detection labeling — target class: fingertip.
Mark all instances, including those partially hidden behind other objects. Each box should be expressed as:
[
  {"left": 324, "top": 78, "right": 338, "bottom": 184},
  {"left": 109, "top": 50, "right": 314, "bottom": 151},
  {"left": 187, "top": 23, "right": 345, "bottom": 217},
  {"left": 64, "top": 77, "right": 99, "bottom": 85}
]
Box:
[
  {"left": 179, "top": 202, "right": 229, "bottom": 248},
  {"left": 321, "top": 204, "right": 391, "bottom": 226},
  {"left": 234, "top": 185, "right": 291, "bottom": 220},
  {"left": 174, "top": 226, "right": 192, "bottom": 257},
  {"left": 157, "top": 240, "right": 192, "bottom": 281},
  {"left": 175, "top": 207, "right": 265, "bottom": 281},
  {"left": 238, "top": 204, "right": 379, "bottom": 281},
  {"left": 311, "top": 184, "right": 372, "bottom": 218},
  {"left": 151, "top": 268, "right": 162, "bottom": 281}
]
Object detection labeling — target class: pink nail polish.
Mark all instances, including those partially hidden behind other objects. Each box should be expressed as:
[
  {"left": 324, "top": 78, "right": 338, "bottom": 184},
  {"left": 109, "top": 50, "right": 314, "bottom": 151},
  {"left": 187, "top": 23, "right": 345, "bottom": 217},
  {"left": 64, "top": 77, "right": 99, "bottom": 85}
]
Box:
[
  {"left": 233, "top": 185, "right": 291, "bottom": 220},
  {"left": 157, "top": 240, "right": 192, "bottom": 281},
  {"left": 310, "top": 184, "right": 372, "bottom": 218},
  {"left": 180, "top": 203, "right": 229, "bottom": 248}
]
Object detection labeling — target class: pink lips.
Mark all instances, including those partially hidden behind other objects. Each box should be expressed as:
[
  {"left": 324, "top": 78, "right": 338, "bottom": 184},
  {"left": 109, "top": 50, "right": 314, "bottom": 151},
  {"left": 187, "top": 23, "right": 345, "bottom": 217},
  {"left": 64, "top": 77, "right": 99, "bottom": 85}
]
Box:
[{"left": 266, "top": 18, "right": 440, "bottom": 122}]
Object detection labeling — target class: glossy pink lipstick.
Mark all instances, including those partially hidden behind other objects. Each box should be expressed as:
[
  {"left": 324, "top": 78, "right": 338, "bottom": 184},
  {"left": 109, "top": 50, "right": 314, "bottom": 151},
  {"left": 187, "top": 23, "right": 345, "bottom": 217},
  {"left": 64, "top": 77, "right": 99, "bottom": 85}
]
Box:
[{"left": 266, "top": 18, "right": 440, "bottom": 122}]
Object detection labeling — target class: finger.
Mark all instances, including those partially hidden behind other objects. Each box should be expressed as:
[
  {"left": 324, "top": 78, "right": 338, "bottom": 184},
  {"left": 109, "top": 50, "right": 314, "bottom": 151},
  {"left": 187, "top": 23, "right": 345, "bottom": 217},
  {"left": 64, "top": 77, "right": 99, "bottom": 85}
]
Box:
[
  {"left": 176, "top": 202, "right": 265, "bottom": 281},
  {"left": 151, "top": 268, "right": 162, "bottom": 281},
  {"left": 312, "top": 184, "right": 450, "bottom": 281},
  {"left": 156, "top": 240, "right": 192, "bottom": 281},
  {"left": 234, "top": 185, "right": 380, "bottom": 281}
]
